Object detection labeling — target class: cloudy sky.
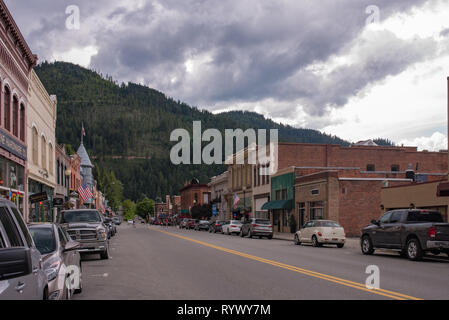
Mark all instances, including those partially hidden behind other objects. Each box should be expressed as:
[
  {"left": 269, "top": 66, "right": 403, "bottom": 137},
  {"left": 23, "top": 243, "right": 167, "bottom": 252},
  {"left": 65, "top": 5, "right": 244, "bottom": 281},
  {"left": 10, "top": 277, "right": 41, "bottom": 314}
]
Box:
[{"left": 5, "top": 0, "right": 449, "bottom": 150}]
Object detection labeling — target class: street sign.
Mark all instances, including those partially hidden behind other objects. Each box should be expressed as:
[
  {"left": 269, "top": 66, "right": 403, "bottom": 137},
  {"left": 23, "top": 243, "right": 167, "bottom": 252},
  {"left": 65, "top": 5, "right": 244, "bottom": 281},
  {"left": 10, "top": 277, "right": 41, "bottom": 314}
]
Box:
[{"left": 212, "top": 204, "right": 217, "bottom": 216}]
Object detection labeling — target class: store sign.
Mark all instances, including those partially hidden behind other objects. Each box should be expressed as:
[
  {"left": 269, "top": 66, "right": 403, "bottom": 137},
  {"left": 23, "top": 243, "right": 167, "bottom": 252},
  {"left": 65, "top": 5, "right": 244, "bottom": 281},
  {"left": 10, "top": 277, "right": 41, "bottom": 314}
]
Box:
[
  {"left": 30, "top": 192, "right": 48, "bottom": 203},
  {"left": 212, "top": 204, "right": 217, "bottom": 216},
  {"left": 0, "top": 130, "right": 27, "bottom": 160}
]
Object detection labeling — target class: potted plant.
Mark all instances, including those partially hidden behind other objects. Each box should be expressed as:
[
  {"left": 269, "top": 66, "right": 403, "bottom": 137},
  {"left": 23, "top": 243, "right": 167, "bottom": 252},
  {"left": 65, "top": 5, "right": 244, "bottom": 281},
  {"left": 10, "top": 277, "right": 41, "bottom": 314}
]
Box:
[{"left": 289, "top": 214, "right": 297, "bottom": 233}]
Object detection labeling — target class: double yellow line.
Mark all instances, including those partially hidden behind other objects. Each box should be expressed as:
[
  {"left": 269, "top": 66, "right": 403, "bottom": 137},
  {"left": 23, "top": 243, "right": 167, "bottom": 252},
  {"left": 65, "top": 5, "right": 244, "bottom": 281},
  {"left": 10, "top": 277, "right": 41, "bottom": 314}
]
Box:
[{"left": 153, "top": 227, "right": 422, "bottom": 300}]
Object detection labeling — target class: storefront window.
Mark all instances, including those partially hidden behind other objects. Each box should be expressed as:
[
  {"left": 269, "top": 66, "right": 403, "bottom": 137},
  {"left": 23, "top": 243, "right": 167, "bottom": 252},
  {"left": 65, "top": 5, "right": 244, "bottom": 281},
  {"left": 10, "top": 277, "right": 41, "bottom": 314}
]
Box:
[
  {"left": 0, "top": 158, "right": 5, "bottom": 186},
  {"left": 310, "top": 201, "right": 324, "bottom": 220},
  {"left": 9, "top": 162, "right": 17, "bottom": 190}
]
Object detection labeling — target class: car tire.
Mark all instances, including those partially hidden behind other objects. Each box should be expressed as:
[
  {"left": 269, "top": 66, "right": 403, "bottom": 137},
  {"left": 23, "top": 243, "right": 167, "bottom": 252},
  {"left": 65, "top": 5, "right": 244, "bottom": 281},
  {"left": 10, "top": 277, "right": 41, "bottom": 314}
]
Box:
[
  {"left": 312, "top": 235, "right": 321, "bottom": 247},
  {"left": 267, "top": 235, "right": 272, "bottom": 240},
  {"left": 337, "top": 244, "right": 344, "bottom": 248},
  {"left": 294, "top": 234, "right": 301, "bottom": 245},
  {"left": 406, "top": 238, "right": 423, "bottom": 261},
  {"left": 239, "top": 230, "right": 244, "bottom": 237},
  {"left": 248, "top": 230, "right": 252, "bottom": 238},
  {"left": 361, "top": 235, "right": 374, "bottom": 255}
]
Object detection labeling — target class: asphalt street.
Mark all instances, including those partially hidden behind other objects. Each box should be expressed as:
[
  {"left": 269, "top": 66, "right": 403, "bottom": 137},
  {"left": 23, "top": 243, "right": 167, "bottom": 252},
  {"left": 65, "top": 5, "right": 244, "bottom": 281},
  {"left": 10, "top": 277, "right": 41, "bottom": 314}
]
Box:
[{"left": 74, "top": 223, "right": 449, "bottom": 300}]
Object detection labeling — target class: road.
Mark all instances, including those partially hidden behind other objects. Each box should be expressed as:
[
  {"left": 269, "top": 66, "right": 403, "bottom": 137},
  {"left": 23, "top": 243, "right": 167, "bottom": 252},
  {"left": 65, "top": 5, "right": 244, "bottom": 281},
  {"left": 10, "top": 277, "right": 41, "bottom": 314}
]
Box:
[{"left": 74, "top": 223, "right": 449, "bottom": 300}]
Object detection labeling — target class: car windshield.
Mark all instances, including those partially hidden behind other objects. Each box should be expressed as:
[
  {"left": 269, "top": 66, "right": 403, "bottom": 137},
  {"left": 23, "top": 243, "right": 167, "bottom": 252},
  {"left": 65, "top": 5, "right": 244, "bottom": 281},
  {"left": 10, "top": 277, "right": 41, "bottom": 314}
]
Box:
[
  {"left": 407, "top": 211, "right": 443, "bottom": 222},
  {"left": 200, "top": 220, "right": 208, "bottom": 223},
  {"left": 320, "top": 221, "right": 340, "bottom": 227},
  {"left": 60, "top": 210, "right": 102, "bottom": 223},
  {"left": 29, "top": 227, "right": 56, "bottom": 255},
  {"left": 255, "top": 219, "right": 270, "bottom": 225},
  {"left": 231, "top": 221, "right": 242, "bottom": 225}
]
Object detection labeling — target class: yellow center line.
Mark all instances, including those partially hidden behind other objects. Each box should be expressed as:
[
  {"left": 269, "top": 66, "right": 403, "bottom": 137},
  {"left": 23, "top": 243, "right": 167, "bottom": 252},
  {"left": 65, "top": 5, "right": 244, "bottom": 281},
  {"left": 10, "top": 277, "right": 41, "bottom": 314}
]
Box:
[{"left": 151, "top": 227, "right": 422, "bottom": 301}]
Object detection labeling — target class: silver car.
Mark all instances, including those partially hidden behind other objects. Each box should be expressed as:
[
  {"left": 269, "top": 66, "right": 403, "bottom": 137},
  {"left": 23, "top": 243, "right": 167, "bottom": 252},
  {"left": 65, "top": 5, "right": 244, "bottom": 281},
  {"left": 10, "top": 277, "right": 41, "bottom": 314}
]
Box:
[
  {"left": 29, "top": 223, "right": 82, "bottom": 300},
  {"left": 0, "top": 199, "right": 48, "bottom": 300}
]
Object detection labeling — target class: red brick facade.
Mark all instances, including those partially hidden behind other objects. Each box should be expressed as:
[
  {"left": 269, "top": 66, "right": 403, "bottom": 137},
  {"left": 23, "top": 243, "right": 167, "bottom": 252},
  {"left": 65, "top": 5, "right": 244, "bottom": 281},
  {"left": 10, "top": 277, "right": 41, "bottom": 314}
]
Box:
[{"left": 180, "top": 183, "right": 211, "bottom": 213}]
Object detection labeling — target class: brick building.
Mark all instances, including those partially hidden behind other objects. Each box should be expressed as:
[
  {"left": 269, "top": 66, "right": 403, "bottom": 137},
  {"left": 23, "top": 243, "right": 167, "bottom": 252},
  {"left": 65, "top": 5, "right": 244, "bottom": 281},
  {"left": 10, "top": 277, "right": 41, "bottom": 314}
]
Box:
[{"left": 180, "top": 178, "right": 211, "bottom": 215}]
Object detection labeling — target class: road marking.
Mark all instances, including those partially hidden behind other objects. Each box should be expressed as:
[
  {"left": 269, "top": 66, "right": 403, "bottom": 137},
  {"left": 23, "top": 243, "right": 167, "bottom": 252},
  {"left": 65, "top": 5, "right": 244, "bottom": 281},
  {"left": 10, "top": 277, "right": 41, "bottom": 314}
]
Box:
[{"left": 152, "top": 227, "right": 422, "bottom": 301}]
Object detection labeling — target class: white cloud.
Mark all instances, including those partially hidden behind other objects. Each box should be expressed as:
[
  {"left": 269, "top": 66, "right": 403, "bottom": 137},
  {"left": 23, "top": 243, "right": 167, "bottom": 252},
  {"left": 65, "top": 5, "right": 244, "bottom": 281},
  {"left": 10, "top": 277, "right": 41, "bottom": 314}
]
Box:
[{"left": 399, "top": 131, "right": 447, "bottom": 151}]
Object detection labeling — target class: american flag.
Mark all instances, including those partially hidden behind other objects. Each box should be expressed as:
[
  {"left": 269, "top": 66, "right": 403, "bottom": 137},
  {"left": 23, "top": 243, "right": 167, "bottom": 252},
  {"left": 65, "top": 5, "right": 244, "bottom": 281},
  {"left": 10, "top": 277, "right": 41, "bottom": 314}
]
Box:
[
  {"left": 233, "top": 193, "right": 240, "bottom": 210},
  {"left": 78, "top": 183, "right": 93, "bottom": 203},
  {"left": 81, "top": 124, "right": 86, "bottom": 136}
]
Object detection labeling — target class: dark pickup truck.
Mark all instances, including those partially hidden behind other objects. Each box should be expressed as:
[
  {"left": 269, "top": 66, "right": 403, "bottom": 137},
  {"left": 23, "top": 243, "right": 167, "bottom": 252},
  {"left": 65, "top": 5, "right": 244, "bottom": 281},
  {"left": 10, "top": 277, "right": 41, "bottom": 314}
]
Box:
[{"left": 361, "top": 209, "right": 449, "bottom": 261}]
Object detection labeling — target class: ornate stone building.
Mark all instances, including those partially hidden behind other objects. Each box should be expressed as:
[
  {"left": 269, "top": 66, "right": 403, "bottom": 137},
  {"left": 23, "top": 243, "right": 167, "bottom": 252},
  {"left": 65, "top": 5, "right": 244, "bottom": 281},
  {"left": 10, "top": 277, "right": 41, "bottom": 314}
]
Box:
[
  {"left": 77, "top": 142, "right": 94, "bottom": 205},
  {"left": 0, "top": 0, "right": 38, "bottom": 216}
]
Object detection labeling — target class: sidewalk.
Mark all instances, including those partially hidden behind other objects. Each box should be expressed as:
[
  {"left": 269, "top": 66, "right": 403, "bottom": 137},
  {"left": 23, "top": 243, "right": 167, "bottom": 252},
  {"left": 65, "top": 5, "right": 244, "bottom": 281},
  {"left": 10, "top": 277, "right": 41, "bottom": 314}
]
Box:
[{"left": 273, "top": 232, "right": 360, "bottom": 249}]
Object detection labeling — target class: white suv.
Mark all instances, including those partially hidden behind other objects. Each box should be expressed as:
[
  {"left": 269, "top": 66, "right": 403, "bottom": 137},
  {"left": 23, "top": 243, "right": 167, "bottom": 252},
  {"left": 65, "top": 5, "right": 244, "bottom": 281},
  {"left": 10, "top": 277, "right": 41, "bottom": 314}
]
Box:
[{"left": 0, "top": 199, "right": 48, "bottom": 299}]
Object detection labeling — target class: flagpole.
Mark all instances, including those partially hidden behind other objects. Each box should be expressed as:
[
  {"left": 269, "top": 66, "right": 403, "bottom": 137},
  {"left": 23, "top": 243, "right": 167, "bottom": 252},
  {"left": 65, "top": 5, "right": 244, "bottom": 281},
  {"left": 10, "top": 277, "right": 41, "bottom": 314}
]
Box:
[{"left": 81, "top": 122, "right": 84, "bottom": 145}]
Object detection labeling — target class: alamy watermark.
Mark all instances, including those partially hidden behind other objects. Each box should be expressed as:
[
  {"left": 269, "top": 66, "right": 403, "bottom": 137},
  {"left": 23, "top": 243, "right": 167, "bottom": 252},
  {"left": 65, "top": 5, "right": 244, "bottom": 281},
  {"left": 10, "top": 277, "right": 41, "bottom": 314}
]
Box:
[
  {"left": 365, "top": 265, "right": 380, "bottom": 290},
  {"left": 66, "top": 5, "right": 80, "bottom": 30},
  {"left": 170, "top": 121, "right": 278, "bottom": 175}
]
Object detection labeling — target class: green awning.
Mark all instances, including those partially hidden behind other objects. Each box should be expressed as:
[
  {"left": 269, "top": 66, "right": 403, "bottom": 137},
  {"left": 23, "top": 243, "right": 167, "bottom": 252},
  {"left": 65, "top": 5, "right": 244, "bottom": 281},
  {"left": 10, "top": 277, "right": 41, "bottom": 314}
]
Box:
[
  {"left": 180, "top": 209, "right": 189, "bottom": 214},
  {"left": 261, "top": 200, "right": 293, "bottom": 210}
]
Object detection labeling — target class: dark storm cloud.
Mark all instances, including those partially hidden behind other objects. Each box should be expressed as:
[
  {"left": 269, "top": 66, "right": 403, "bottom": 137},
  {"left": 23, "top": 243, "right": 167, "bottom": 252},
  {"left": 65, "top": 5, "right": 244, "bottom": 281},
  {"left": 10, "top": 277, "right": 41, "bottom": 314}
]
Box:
[{"left": 4, "top": 0, "right": 437, "bottom": 125}]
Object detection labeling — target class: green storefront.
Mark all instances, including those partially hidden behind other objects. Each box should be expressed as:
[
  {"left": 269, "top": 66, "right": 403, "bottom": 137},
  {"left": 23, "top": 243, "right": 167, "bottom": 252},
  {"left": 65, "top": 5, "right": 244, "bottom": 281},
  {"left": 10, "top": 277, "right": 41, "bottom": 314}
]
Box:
[
  {"left": 28, "top": 179, "right": 55, "bottom": 222},
  {"left": 261, "top": 171, "right": 295, "bottom": 233}
]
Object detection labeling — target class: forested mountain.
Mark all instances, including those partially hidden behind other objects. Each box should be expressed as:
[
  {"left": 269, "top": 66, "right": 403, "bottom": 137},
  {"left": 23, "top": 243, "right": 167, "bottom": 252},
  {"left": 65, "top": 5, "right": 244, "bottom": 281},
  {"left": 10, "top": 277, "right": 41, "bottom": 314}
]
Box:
[{"left": 34, "top": 61, "right": 365, "bottom": 201}]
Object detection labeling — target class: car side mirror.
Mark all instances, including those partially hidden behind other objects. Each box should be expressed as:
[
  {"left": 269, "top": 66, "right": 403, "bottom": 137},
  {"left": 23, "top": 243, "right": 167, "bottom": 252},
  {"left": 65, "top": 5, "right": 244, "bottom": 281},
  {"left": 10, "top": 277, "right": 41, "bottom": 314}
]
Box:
[
  {"left": 371, "top": 219, "right": 379, "bottom": 225},
  {"left": 0, "top": 247, "right": 32, "bottom": 280},
  {"left": 64, "top": 241, "right": 80, "bottom": 252}
]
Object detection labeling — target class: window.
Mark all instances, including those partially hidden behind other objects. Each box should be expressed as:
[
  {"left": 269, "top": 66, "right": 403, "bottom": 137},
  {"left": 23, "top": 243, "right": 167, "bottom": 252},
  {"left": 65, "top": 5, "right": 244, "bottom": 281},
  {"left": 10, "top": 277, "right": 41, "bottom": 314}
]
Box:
[
  {"left": 32, "top": 127, "right": 38, "bottom": 164},
  {"left": 298, "top": 202, "right": 306, "bottom": 228},
  {"left": 58, "top": 226, "right": 68, "bottom": 247},
  {"left": 12, "top": 96, "right": 18, "bottom": 137},
  {"left": 0, "top": 207, "right": 23, "bottom": 247},
  {"left": 257, "top": 165, "right": 260, "bottom": 186},
  {"left": 19, "top": 104, "right": 25, "bottom": 141},
  {"left": 41, "top": 136, "right": 47, "bottom": 170},
  {"left": 10, "top": 207, "right": 33, "bottom": 247},
  {"left": 390, "top": 211, "right": 403, "bottom": 223},
  {"left": 391, "top": 164, "right": 400, "bottom": 172},
  {"left": 253, "top": 167, "right": 257, "bottom": 186},
  {"left": 56, "top": 159, "right": 60, "bottom": 185},
  {"left": 309, "top": 201, "right": 324, "bottom": 220},
  {"left": 4, "top": 86, "right": 10, "bottom": 131},
  {"left": 0, "top": 232, "right": 4, "bottom": 248},
  {"left": 407, "top": 211, "right": 443, "bottom": 223},
  {"left": 379, "top": 212, "right": 392, "bottom": 224},
  {"left": 49, "top": 144, "right": 54, "bottom": 175},
  {"left": 366, "top": 164, "right": 375, "bottom": 172},
  {"left": 311, "top": 189, "right": 319, "bottom": 195}
]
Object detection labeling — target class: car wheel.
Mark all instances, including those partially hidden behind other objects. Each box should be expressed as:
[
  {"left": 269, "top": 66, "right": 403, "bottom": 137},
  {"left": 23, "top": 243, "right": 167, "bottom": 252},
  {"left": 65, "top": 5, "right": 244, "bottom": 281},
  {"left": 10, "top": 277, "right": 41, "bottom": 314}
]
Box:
[
  {"left": 248, "top": 230, "right": 252, "bottom": 238},
  {"left": 406, "top": 238, "right": 423, "bottom": 261},
  {"left": 337, "top": 244, "right": 344, "bottom": 248},
  {"left": 259, "top": 236, "right": 263, "bottom": 239},
  {"left": 312, "top": 235, "right": 321, "bottom": 247},
  {"left": 239, "top": 230, "right": 244, "bottom": 237},
  {"left": 267, "top": 235, "right": 272, "bottom": 240},
  {"left": 361, "top": 235, "right": 374, "bottom": 255},
  {"left": 294, "top": 234, "right": 301, "bottom": 245}
]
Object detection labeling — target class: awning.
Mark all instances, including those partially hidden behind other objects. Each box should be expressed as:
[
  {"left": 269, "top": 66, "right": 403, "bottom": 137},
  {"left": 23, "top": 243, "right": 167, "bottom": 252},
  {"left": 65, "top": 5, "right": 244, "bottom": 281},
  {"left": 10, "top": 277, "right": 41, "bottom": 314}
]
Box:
[
  {"left": 261, "top": 199, "right": 293, "bottom": 210},
  {"left": 437, "top": 181, "right": 449, "bottom": 197},
  {"left": 180, "top": 209, "right": 189, "bottom": 214}
]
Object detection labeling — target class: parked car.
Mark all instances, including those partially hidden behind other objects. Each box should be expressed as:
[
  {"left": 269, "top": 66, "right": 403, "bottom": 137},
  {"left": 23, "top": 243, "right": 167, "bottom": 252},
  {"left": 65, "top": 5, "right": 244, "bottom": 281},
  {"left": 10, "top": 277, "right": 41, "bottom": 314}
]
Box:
[
  {"left": 0, "top": 199, "right": 48, "bottom": 299},
  {"left": 194, "top": 220, "right": 210, "bottom": 231},
  {"left": 186, "top": 219, "right": 196, "bottom": 229},
  {"left": 240, "top": 218, "right": 273, "bottom": 239},
  {"left": 127, "top": 220, "right": 134, "bottom": 225},
  {"left": 57, "top": 209, "right": 110, "bottom": 260},
  {"left": 28, "top": 223, "right": 82, "bottom": 300},
  {"left": 103, "top": 217, "right": 115, "bottom": 238},
  {"left": 294, "top": 220, "right": 345, "bottom": 248},
  {"left": 180, "top": 218, "right": 189, "bottom": 229},
  {"left": 209, "top": 220, "right": 226, "bottom": 233},
  {"left": 361, "top": 209, "right": 449, "bottom": 261},
  {"left": 221, "top": 220, "right": 243, "bottom": 235},
  {"left": 112, "top": 217, "right": 121, "bottom": 225}
]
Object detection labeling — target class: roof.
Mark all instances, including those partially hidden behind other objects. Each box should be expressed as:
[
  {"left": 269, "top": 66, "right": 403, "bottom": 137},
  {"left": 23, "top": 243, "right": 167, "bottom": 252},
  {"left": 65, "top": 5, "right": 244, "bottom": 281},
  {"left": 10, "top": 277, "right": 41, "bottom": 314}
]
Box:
[
  {"left": 352, "top": 139, "right": 379, "bottom": 146},
  {"left": 0, "top": 0, "right": 38, "bottom": 68},
  {"left": 77, "top": 143, "right": 93, "bottom": 167}
]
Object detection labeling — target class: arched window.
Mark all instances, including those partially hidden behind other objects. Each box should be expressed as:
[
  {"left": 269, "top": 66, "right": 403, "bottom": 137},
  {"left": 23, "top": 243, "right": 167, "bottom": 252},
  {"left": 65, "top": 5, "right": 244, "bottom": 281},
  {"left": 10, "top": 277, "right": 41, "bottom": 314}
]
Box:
[
  {"left": 19, "top": 104, "right": 25, "bottom": 141},
  {"left": 4, "top": 86, "right": 10, "bottom": 131},
  {"left": 32, "top": 127, "right": 38, "bottom": 164},
  {"left": 48, "top": 144, "right": 54, "bottom": 176},
  {"left": 12, "top": 96, "right": 18, "bottom": 137},
  {"left": 41, "top": 135, "right": 47, "bottom": 170}
]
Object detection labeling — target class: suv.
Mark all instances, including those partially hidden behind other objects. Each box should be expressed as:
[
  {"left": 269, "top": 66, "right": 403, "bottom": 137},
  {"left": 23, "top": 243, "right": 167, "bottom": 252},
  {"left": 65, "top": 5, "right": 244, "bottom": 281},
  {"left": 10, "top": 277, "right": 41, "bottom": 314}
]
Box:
[
  {"left": 0, "top": 199, "right": 48, "bottom": 299},
  {"left": 240, "top": 218, "right": 273, "bottom": 239},
  {"left": 361, "top": 209, "right": 449, "bottom": 260},
  {"left": 57, "top": 209, "right": 109, "bottom": 260}
]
